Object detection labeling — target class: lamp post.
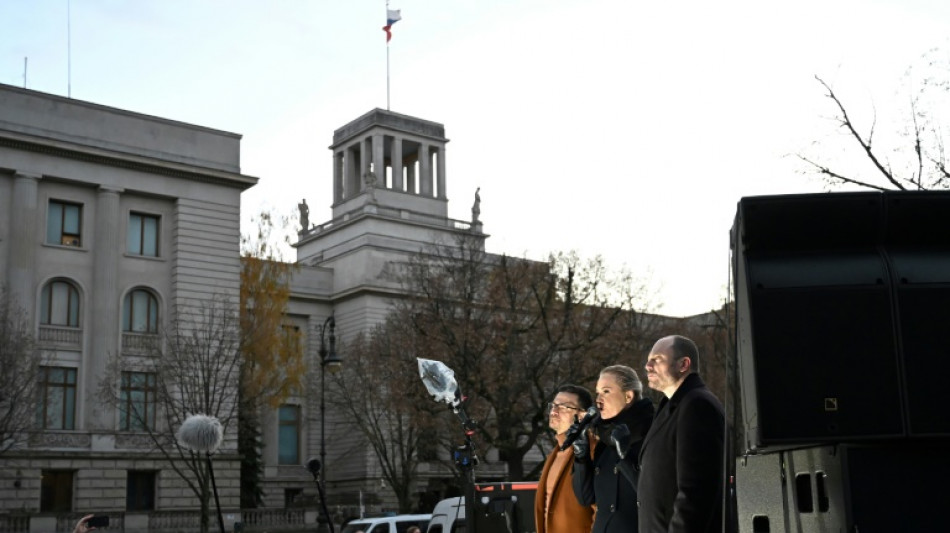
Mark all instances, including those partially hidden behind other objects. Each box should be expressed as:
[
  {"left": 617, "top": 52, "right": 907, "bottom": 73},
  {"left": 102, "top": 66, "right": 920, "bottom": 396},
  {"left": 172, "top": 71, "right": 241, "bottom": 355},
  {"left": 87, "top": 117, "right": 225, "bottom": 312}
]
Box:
[{"left": 317, "top": 316, "right": 342, "bottom": 533}]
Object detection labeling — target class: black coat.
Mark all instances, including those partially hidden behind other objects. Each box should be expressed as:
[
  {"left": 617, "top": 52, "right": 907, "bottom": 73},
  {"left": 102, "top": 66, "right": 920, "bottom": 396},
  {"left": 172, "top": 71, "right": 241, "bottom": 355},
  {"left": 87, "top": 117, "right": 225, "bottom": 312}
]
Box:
[
  {"left": 573, "top": 398, "right": 654, "bottom": 533},
  {"left": 637, "top": 373, "right": 725, "bottom": 533}
]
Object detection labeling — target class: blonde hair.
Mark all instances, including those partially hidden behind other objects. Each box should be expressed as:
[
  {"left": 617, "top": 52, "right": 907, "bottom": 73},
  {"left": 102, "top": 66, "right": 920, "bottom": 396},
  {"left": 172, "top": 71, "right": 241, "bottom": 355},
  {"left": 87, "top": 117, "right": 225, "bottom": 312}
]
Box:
[{"left": 600, "top": 365, "right": 643, "bottom": 397}]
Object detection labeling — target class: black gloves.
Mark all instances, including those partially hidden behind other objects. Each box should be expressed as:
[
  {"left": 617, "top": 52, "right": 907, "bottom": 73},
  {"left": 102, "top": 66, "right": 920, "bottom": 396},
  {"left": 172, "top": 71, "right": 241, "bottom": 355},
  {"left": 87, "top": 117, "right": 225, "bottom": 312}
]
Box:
[
  {"left": 572, "top": 433, "right": 590, "bottom": 461},
  {"left": 610, "top": 423, "right": 632, "bottom": 459}
]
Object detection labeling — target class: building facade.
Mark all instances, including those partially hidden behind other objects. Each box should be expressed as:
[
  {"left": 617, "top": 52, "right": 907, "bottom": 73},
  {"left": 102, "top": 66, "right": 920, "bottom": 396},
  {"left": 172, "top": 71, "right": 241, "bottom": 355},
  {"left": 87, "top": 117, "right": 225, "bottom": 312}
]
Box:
[
  {"left": 0, "top": 85, "right": 529, "bottom": 525},
  {"left": 0, "top": 84, "right": 256, "bottom": 529},
  {"left": 258, "top": 109, "right": 501, "bottom": 514}
]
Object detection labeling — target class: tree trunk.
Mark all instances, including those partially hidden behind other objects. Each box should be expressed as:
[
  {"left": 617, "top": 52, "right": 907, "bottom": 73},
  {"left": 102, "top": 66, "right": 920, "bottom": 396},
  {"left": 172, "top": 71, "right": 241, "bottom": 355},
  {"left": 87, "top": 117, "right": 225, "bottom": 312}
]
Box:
[
  {"left": 239, "top": 398, "right": 264, "bottom": 508},
  {"left": 199, "top": 494, "right": 211, "bottom": 533},
  {"left": 505, "top": 453, "right": 526, "bottom": 481}
]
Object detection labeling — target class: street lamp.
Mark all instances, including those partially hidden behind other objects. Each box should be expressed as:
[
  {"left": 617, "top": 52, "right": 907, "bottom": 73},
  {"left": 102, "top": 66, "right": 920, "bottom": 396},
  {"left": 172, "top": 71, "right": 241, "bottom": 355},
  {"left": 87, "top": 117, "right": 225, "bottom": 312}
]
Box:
[{"left": 317, "top": 316, "right": 341, "bottom": 533}]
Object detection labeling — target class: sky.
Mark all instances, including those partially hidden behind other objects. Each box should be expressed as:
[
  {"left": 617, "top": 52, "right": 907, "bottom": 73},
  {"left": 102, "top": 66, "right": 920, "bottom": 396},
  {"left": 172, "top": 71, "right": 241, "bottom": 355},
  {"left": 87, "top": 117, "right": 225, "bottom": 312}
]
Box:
[{"left": 4, "top": 0, "right": 949, "bottom": 316}]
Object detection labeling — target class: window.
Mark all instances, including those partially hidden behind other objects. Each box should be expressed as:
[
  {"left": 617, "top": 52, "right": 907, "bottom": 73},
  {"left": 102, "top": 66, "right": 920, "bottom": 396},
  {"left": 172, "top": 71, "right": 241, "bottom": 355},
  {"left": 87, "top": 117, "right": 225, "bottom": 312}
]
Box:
[
  {"left": 284, "top": 488, "right": 302, "bottom": 508},
  {"left": 127, "top": 471, "right": 156, "bottom": 511},
  {"left": 37, "top": 367, "right": 77, "bottom": 430},
  {"left": 128, "top": 212, "right": 159, "bottom": 257},
  {"left": 282, "top": 325, "right": 302, "bottom": 354},
  {"left": 278, "top": 405, "right": 300, "bottom": 465},
  {"left": 47, "top": 200, "right": 82, "bottom": 246},
  {"left": 396, "top": 520, "right": 430, "bottom": 533},
  {"left": 120, "top": 372, "right": 157, "bottom": 431},
  {"left": 40, "top": 470, "right": 74, "bottom": 512},
  {"left": 40, "top": 280, "right": 80, "bottom": 327},
  {"left": 417, "top": 435, "right": 438, "bottom": 461},
  {"left": 123, "top": 289, "right": 159, "bottom": 333}
]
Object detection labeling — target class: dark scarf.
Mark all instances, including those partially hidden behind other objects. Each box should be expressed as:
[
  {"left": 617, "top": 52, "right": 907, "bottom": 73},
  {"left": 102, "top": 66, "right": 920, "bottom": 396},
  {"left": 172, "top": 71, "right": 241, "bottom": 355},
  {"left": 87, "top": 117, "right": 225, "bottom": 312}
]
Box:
[{"left": 594, "top": 397, "right": 655, "bottom": 445}]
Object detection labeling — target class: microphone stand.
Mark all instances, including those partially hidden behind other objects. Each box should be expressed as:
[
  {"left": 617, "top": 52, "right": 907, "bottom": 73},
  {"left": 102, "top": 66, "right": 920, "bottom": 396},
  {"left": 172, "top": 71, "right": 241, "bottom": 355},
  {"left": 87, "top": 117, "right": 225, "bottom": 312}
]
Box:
[
  {"left": 206, "top": 453, "right": 226, "bottom": 533},
  {"left": 448, "top": 392, "right": 478, "bottom": 533}
]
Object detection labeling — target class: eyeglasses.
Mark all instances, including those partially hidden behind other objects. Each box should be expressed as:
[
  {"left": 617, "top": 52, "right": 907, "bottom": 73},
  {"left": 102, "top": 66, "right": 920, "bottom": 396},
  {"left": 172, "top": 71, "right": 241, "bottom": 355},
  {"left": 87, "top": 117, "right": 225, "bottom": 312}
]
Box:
[{"left": 547, "top": 402, "right": 581, "bottom": 413}]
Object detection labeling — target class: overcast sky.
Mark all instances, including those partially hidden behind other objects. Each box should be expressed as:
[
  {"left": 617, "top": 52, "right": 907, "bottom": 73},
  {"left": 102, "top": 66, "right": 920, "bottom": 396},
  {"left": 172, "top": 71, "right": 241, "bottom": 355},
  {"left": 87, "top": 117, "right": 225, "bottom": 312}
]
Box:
[{"left": 4, "top": 0, "right": 949, "bottom": 316}]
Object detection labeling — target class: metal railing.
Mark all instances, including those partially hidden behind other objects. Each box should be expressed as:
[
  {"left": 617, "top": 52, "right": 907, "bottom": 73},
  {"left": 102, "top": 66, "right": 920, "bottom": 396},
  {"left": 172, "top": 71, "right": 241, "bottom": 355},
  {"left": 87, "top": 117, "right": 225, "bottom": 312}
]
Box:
[
  {"left": 0, "top": 514, "right": 29, "bottom": 533},
  {"left": 9, "top": 508, "right": 318, "bottom": 533}
]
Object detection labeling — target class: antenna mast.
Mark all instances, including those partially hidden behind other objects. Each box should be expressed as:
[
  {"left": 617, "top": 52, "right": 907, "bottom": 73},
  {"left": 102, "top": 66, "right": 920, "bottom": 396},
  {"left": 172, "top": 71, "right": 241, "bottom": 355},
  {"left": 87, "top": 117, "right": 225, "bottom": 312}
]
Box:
[
  {"left": 67, "top": 0, "right": 72, "bottom": 97},
  {"left": 386, "top": 0, "right": 390, "bottom": 110}
]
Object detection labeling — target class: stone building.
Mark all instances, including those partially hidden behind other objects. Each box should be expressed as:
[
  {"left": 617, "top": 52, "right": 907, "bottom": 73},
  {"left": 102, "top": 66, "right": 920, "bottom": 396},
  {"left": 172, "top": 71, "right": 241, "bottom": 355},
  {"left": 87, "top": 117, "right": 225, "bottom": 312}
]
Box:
[
  {"left": 0, "top": 83, "right": 255, "bottom": 529},
  {"left": 0, "top": 83, "right": 523, "bottom": 526},
  {"left": 256, "top": 108, "right": 498, "bottom": 513}
]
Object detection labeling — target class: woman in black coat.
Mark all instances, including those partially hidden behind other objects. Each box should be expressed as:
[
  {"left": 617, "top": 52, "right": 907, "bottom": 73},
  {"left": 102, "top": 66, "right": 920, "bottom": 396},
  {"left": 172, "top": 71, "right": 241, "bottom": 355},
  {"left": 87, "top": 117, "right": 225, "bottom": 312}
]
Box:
[{"left": 572, "top": 365, "right": 654, "bottom": 533}]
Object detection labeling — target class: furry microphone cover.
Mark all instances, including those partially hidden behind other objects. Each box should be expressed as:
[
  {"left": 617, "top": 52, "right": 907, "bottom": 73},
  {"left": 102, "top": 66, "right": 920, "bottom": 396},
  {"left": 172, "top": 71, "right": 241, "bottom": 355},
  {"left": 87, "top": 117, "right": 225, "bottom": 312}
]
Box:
[{"left": 177, "top": 414, "right": 224, "bottom": 453}]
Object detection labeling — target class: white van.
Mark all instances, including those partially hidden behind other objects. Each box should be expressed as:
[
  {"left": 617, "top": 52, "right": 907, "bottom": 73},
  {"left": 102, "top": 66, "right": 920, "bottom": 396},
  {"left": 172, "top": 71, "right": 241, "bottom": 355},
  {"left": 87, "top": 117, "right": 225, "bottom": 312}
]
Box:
[
  {"left": 426, "top": 497, "right": 465, "bottom": 533},
  {"left": 340, "top": 513, "right": 431, "bottom": 533}
]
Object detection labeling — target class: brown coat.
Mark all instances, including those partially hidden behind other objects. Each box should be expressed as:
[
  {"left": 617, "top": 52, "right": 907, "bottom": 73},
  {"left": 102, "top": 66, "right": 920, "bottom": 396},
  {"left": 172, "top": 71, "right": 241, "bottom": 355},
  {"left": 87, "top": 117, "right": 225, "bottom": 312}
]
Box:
[{"left": 534, "top": 439, "right": 595, "bottom": 533}]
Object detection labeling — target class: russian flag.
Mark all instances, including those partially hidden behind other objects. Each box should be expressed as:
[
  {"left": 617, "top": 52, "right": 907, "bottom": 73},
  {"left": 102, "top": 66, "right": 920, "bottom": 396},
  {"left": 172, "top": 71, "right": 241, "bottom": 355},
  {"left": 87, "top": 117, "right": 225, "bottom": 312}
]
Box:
[{"left": 383, "top": 9, "right": 401, "bottom": 42}]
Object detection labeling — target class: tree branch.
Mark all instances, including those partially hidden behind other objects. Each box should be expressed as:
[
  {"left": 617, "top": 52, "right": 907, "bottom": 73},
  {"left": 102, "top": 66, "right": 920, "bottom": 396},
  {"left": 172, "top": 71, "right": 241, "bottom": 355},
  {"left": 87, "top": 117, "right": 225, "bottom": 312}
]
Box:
[
  {"left": 797, "top": 154, "right": 889, "bottom": 191},
  {"left": 816, "top": 75, "right": 906, "bottom": 190}
]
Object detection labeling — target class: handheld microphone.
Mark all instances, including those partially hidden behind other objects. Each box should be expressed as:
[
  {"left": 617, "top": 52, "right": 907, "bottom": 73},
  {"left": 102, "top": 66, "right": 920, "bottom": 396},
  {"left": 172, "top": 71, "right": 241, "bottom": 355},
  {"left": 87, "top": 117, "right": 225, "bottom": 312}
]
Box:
[
  {"left": 559, "top": 406, "right": 601, "bottom": 451},
  {"left": 177, "top": 414, "right": 224, "bottom": 453}
]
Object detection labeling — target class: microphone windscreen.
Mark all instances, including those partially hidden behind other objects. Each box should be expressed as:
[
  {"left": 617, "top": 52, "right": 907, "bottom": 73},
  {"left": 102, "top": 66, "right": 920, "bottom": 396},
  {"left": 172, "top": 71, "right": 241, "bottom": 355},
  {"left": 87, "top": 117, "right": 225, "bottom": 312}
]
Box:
[
  {"left": 306, "top": 458, "right": 321, "bottom": 475},
  {"left": 177, "top": 414, "right": 224, "bottom": 453}
]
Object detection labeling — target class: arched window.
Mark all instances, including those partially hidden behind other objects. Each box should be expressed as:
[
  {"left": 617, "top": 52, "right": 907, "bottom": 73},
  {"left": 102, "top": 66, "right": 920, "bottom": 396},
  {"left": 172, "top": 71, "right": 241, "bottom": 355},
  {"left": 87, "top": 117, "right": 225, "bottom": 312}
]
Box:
[
  {"left": 40, "top": 280, "right": 80, "bottom": 327},
  {"left": 123, "top": 289, "right": 159, "bottom": 333}
]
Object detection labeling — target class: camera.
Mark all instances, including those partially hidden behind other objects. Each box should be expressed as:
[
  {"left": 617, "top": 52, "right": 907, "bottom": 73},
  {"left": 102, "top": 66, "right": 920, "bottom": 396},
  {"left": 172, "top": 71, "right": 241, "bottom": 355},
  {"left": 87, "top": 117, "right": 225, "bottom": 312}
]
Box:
[{"left": 86, "top": 515, "right": 110, "bottom": 528}]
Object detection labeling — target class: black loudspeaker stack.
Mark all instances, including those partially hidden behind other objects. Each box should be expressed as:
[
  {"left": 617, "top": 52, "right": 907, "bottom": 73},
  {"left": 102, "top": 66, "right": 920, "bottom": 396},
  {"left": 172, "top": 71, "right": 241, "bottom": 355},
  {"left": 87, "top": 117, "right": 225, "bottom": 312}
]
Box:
[{"left": 731, "top": 191, "right": 950, "bottom": 532}]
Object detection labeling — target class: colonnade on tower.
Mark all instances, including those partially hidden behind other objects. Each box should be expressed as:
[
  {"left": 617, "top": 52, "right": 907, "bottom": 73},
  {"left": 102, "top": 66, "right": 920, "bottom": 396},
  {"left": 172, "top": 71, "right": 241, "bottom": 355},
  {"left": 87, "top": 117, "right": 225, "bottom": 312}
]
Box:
[{"left": 329, "top": 109, "right": 447, "bottom": 217}]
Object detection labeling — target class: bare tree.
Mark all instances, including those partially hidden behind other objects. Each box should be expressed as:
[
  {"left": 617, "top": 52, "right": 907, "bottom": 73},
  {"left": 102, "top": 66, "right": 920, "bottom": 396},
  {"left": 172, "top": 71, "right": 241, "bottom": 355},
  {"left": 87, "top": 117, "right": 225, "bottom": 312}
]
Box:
[
  {"left": 800, "top": 48, "right": 950, "bottom": 191},
  {"left": 100, "top": 295, "right": 241, "bottom": 533},
  {"left": 0, "top": 286, "right": 44, "bottom": 455},
  {"left": 379, "top": 234, "right": 661, "bottom": 481},
  {"left": 328, "top": 327, "right": 444, "bottom": 513}
]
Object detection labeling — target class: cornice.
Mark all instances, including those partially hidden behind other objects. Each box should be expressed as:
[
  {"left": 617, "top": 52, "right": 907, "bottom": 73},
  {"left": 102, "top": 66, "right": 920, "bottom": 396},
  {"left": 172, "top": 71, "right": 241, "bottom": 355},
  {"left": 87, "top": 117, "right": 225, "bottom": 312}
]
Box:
[{"left": 0, "top": 130, "right": 258, "bottom": 190}]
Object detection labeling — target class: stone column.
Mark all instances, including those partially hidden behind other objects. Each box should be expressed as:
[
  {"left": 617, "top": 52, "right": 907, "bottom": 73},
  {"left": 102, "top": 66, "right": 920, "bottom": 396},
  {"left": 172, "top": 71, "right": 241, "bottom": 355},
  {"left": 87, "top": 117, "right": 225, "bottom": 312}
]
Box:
[
  {"left": 436, "top": 146, "right": 447, "bottom": 199},
  {"left": 372, "top": 134, "right": 385, "bottom": 188},
  {"left": 333, "top": 152, "right": 343, "bottom": 203},
  {"left": 360, "top": 138, "right": 370, "bottom": 191},
  {"left": 6, "top": 172, "right": 40, "bottom": 317},
  {"left": 391, "top": 137, "right": 403, "bottom": 191},
  {"left": 86, "top": 185, "right": 123, "bottom": 431},
  {"left": 345, "top": 145, "right": 360, "bottom": 199},
  {"left": 419, "top": 144, "right": 432, "bottom": 196},
  {"left": 406, "top": 156, "right": 417, "bottom": 194}
]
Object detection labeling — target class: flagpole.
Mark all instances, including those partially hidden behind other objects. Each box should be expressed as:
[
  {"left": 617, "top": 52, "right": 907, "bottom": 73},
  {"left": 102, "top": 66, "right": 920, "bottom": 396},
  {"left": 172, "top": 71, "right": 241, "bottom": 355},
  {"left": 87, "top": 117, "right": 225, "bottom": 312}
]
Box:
[{"left": 386, "top": 0, "right": 390, "bottom": 110}]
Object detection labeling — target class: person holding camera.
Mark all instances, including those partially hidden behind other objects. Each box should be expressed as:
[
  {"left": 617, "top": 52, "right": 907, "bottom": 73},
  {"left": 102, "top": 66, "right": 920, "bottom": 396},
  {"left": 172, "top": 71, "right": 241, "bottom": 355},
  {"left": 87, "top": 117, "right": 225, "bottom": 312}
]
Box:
[
  {"left": 72, "top": 514, "right": 104, "bottom": 533},
  {"left": 571, "top": 365, "right": 654, "bottom": 533}
]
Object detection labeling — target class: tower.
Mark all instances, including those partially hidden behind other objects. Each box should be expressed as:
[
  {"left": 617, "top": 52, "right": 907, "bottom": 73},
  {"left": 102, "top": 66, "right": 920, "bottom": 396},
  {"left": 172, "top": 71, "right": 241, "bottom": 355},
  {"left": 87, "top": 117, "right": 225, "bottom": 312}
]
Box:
[
  {"left": 295, "top": 108, "right": 486, "bottom": 309},
  {"left": 284, "top": 110, "right": 489, "bottom": 510}
]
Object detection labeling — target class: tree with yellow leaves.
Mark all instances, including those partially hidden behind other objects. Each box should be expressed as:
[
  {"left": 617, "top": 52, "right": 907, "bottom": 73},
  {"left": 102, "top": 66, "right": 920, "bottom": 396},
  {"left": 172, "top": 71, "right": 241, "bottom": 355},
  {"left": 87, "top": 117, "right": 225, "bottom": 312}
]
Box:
[{"left": 238, "top": 210, "right": 304, "bottom": 507}]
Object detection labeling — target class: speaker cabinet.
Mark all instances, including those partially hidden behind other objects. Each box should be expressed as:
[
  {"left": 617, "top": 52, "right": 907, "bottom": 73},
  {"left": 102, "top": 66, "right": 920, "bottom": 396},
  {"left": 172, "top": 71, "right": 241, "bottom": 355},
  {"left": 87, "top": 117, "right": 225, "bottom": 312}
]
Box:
[
  {"left": 884, "top": 192, "right": 950, "bottom": 436},
  {"left": 735, "top": 452, "right": 788, "bottom": 533},
  {"left": 734, "top": 193, "right": 904, "bottom": 448},
  {"left": 736, "top": 444, "right": 950, "bottom": 533},
  {"left": 735, "top": 191, "right": 950, "bottom": 448}
]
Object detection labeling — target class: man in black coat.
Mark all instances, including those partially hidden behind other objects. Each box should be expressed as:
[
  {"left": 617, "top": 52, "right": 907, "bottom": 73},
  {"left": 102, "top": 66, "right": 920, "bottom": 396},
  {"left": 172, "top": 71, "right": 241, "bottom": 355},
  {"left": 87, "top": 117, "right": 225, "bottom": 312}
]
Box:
[{"left": 637, "top": 335, "right": 724, "bottom": 533}]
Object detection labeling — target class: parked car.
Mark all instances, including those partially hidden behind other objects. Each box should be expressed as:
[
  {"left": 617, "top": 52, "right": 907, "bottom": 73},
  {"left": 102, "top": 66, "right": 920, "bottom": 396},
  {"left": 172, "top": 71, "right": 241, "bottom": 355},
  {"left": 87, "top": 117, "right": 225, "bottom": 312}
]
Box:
[
  {"left": 341, "top": 513, "right": 432, "bottom": 533},
  {"left": 426, "top": 497, "right": 465, "bottom": 533}
]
